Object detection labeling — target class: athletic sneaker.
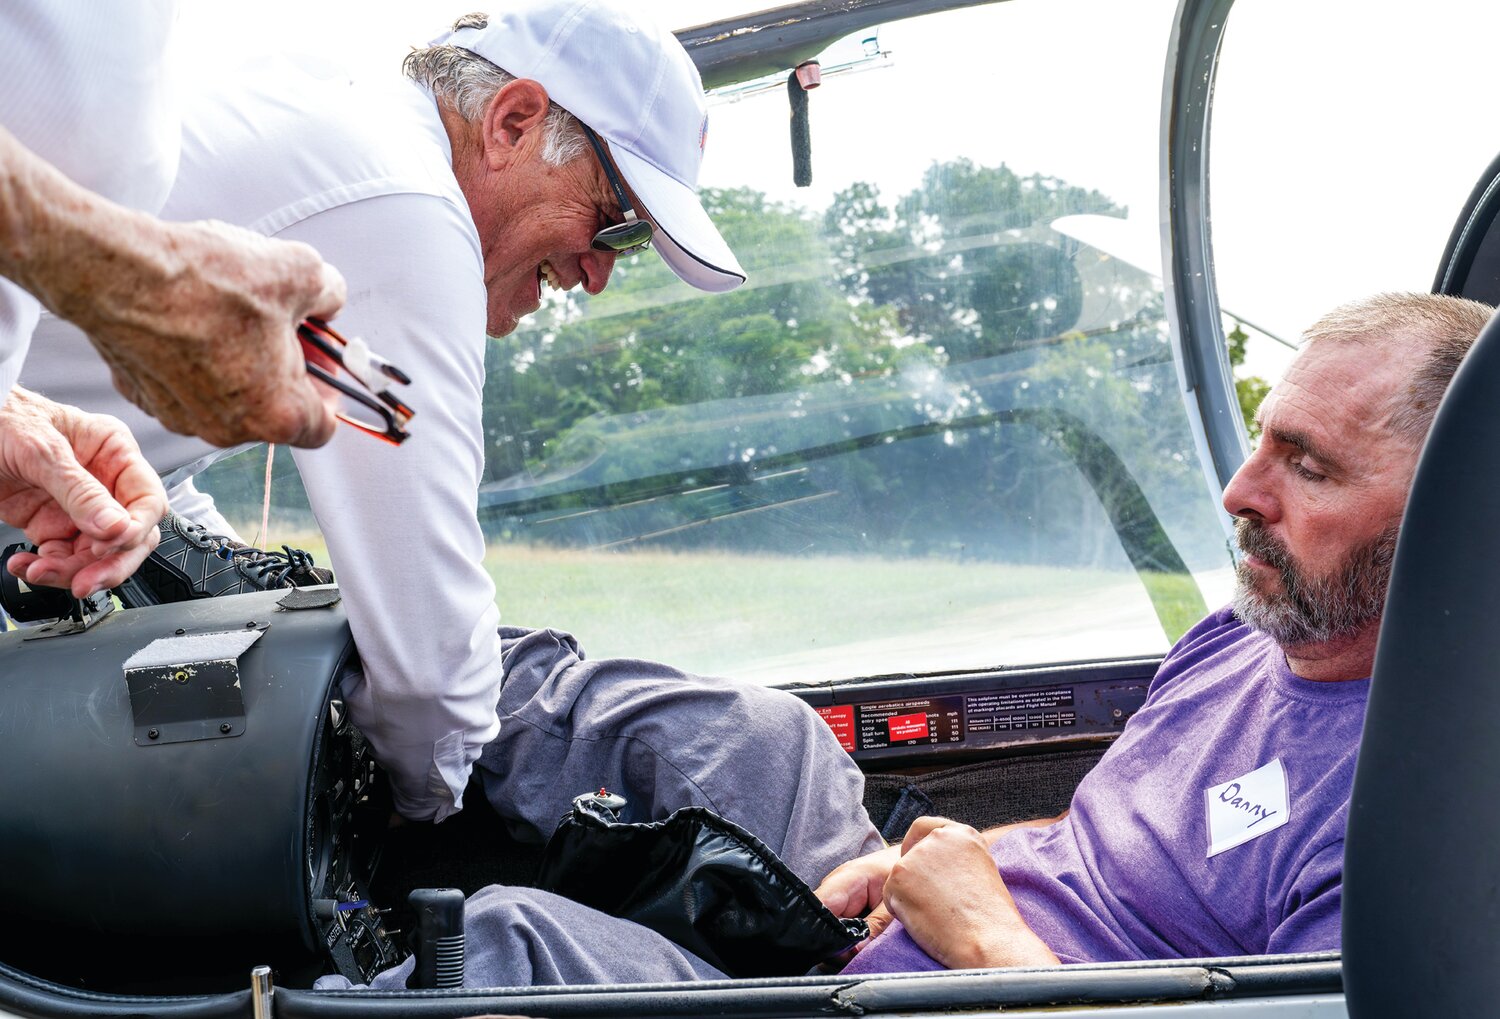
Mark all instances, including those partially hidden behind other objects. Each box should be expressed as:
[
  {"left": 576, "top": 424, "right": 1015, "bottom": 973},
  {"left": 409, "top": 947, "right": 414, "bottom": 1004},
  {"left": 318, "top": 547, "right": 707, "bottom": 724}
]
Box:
[{"left": 116, "top": 512, "right": 335, "bottom": 607}]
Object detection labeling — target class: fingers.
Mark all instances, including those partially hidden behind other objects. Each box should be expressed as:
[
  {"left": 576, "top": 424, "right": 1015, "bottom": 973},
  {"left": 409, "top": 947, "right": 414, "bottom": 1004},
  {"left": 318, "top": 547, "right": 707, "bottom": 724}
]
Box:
[
  {"left": 270, "top": 234, "right": 345, "bottom": 323},
  {"left": 813, "top": 879, "right": 849, "bottom": 917},
  {"left": 21, "top": 428, "right": 132, "bottom": 545},
  {"left": 270, "top": 242, "right": 344, "bottom": 448},
  {"left": 901, "top": 815, "right": 956, "bottom": 855},
  {"left": 54, "top": 408, "right": 166, "bottom": 542},
  {"left": 816, "top": 872, "right": 881, "bottom": 918},
  {"left": 814, "top": 843, "right": 901, "bottom": 918},
  {"left": 0, "top": 392, "right": 166, "bottom": 596},
  {"left": 261, "top": 375, "right": 339, "bottom": 448},
  {"left": 862, "top": 904, "right": 893, "bottom": 942},
  {"left": 814, "top": 868, "right": 864, "bottom": 917},
  {"left": 103, "top": 355, "right": 199, "bottom": 443},
  {"left": 5, "top": 550, "right": 38, "bottom": 579},
  {"left": 65, "top": 530, "right": 159, "bottom": 596},
  {"left": 23, "top": 527, "right": 160, "bottom": 596},
  {"left": 305, "top": 258, "right": 348, "bottom": 323},
  {"left": 21, "top": 547, "right": 77, "bottom": 589}
]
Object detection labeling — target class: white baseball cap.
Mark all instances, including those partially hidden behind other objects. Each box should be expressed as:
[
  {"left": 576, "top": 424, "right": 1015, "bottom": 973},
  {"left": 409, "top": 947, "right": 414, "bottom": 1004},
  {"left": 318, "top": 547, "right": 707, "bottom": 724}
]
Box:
[{"left": 429, "top": 1, "right": 747, "bottom": 293}]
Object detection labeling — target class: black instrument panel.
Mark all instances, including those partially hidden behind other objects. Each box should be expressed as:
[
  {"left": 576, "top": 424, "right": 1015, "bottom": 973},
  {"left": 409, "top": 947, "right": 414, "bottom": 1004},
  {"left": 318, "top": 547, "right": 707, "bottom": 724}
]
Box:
[{"left": 789, "top": 657, "right": 1159, "bottom": 765}]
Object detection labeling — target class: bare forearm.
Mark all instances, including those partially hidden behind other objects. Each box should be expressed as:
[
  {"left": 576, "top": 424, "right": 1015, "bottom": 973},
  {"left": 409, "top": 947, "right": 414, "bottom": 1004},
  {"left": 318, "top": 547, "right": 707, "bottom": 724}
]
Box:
[
  {"left": 0, "top": 122, "right": 346, "bottom": 448},
  {"left": 960, "top": 914, "right": 1061, "bottom": 970},
  {"left": 0, "top": 123, "right": 172, "bottom": 327}
]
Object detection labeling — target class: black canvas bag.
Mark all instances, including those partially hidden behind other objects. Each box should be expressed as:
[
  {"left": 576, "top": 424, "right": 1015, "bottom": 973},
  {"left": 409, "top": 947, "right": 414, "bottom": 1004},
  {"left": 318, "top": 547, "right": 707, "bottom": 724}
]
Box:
[{"left": 536, "top": 792, "right": 868, "bottom": 978}]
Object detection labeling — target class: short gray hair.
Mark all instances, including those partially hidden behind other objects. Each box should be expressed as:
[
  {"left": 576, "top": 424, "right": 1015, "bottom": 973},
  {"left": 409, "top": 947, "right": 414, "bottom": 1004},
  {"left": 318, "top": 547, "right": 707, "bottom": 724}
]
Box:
[
  {"left": 403, "top": 13, "right": 588, "bottom": 167},
  {"left": 1301, "top": 291, "right": 1494, "bottom": 444}
]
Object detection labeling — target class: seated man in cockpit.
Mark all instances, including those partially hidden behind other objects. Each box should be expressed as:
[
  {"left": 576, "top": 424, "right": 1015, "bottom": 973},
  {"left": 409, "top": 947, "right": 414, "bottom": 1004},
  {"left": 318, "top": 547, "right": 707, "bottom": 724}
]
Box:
[{"left": 314, "top": 291, "right": 1491, "bottom": 986}]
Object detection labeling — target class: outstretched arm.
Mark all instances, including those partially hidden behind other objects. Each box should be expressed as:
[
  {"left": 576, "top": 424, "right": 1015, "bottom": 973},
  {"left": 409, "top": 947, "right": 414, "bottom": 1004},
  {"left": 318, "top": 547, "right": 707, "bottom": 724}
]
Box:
[{"left": 0, "top": 123, "right": 345, "bottom": 449}]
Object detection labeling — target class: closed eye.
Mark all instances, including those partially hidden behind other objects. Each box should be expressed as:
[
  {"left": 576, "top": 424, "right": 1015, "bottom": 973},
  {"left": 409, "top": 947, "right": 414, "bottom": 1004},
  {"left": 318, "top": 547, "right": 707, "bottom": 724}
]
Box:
[
  {"left": 1290, "top": 459, "right": 1326, "bottom": 482},
  {"left": 1266, "top": 426, "right": 1347, "bottom": 480}
]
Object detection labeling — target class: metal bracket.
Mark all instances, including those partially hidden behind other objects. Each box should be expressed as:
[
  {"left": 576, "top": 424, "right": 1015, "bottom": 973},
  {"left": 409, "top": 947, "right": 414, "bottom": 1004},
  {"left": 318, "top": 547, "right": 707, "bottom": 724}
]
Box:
[
  {"left": 20, "top": 589, "right": 114, "bottom": 641},
  {"left": 124, "top": 624, "right": 268, "bottom": 746}
]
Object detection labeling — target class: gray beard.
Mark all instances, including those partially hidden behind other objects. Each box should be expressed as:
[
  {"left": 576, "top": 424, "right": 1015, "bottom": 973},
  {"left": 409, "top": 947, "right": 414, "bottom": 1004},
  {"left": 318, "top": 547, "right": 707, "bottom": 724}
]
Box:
[{"left": 1231, "top": 517, "right": 1400, "bottom": 649}]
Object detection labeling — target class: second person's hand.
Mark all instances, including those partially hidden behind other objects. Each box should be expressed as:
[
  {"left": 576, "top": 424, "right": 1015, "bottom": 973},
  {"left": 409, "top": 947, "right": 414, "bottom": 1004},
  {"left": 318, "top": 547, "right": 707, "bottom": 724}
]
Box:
[
  {"left": 67, "top": 215, "right": 347, "bottom": 449},
  {"left": 0, "top": 386, "right": 166, "bottom": 596}
]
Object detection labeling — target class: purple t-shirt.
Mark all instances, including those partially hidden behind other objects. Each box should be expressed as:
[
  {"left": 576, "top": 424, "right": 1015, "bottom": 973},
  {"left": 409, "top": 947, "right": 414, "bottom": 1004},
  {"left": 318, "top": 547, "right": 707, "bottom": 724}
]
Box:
[{"left": 844, "top": 606, "right": 1368, "bottom": 973}]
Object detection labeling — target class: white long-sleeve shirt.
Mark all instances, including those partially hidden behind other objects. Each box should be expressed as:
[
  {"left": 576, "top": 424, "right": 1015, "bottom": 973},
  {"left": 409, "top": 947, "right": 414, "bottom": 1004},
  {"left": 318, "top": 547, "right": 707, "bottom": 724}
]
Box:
[
  {"left": 21, "top": 56, "right": 503, "bottom": 822},
  {"left": 0, "top": 0, "right": 182, "bottom": 396}
]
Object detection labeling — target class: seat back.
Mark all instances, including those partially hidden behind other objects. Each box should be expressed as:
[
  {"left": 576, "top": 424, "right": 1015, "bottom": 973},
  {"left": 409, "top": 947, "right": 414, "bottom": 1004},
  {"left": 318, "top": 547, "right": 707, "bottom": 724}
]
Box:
[{"left": 1344, "top": 308, "right": 1500, "bottom": 1016}]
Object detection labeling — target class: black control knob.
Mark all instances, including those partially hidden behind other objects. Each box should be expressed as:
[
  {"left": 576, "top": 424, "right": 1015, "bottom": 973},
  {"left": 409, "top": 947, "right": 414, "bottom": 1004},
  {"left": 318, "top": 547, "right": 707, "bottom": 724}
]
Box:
[{"left": 407, "top": 888, "right": 465, "bottom": 989}]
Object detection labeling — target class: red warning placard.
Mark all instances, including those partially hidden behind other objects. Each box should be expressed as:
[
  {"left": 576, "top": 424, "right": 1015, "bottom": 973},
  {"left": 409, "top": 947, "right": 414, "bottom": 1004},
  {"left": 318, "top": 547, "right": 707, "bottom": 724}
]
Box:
[
  {"left": 815, "top": 705, "right": 856, "bottom": 752},
  {"left": 887, "top": 712, "right": 931, "bottom": 741}
]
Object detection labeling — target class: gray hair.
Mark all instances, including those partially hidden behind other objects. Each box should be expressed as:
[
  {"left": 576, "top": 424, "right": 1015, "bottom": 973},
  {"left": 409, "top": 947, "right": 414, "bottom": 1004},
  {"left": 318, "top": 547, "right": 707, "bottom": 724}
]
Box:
[
  {"left": 1301, "top": 291, "right": 1494, "bottom": 444},
  {"left": 403, "top": 13, "right": 588, "bottom": 167}
]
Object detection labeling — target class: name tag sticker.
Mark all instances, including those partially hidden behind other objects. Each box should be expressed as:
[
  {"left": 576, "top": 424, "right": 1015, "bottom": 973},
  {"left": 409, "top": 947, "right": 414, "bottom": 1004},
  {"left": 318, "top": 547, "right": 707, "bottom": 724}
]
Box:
[{"left": 1205, "top": 758, "right": 1290, "bottom": 858}]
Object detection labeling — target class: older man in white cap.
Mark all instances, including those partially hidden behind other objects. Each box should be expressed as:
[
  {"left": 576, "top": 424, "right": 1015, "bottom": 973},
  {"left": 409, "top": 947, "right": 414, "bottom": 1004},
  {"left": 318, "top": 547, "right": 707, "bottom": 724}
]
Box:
[
  {"left": 415, "top": 7, "right": 747, "bottom": 331},
  {"left": 21, "top": 2, "right": 880, "bottom": 880}
]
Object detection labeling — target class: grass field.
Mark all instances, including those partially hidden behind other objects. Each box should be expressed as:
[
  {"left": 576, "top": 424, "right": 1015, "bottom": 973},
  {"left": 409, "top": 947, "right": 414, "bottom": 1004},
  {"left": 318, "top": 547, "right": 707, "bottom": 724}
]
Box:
[{"left": 254, "top": 526, "right": 1203, "bottom": 684}]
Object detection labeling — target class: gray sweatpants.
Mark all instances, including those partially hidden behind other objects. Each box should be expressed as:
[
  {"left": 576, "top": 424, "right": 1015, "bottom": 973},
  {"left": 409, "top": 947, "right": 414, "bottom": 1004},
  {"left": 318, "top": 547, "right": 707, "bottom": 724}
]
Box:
[{"left": 320, "top": 626, "right": 882, "bottom": 989}]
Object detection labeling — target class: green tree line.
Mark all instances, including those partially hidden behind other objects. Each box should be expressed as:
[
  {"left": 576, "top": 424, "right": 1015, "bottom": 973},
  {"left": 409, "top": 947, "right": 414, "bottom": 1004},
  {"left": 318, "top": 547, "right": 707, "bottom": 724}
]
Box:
[{"left": 478, "top": 157, "right": 1229, "bottom": 578}]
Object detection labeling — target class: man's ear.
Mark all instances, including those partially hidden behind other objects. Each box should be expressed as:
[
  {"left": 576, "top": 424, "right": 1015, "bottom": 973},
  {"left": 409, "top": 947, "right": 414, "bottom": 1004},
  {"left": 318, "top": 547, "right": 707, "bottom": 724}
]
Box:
[{"left": 480, "top": 79, "right": 551, "bottom": 170}]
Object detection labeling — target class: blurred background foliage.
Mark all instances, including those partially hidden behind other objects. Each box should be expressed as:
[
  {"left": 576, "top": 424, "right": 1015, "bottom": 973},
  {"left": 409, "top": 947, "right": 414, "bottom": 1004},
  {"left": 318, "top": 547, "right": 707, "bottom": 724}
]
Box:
[{"left": 477, "top": 158, "right": 1231, "bottom": 587}]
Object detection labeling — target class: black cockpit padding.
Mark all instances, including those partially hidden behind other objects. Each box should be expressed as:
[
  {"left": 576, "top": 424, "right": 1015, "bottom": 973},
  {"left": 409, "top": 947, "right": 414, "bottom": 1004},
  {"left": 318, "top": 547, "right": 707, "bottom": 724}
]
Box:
[
  {"left": 0, "top": 590, "right": 351, "bottom": 950},
  {"left": 1344, "top": 307, "right": 1500, "bottom": 1017}
]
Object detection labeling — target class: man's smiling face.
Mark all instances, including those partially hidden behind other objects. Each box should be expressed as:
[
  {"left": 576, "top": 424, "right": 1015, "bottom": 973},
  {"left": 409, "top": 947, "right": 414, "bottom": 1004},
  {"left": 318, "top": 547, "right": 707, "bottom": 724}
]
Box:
[
  {"left": 447, "top": 79, "right": 621, "bottom": 337},
  {"left": 474, "top": 139, "right": 622, "bottom": 337}
]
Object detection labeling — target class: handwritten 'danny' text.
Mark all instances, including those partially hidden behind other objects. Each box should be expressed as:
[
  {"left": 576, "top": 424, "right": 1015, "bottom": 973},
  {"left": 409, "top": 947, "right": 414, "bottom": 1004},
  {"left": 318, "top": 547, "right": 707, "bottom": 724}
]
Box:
[{"left": 1217, "top": 782, "right": 1278, "bottom": 828}]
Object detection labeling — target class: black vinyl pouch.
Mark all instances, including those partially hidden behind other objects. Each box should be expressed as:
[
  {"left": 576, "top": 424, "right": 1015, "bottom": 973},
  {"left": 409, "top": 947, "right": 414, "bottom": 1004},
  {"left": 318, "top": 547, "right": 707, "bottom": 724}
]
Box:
[{"left": 536, "top": 791, "right": 868, "bottom": 978}]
